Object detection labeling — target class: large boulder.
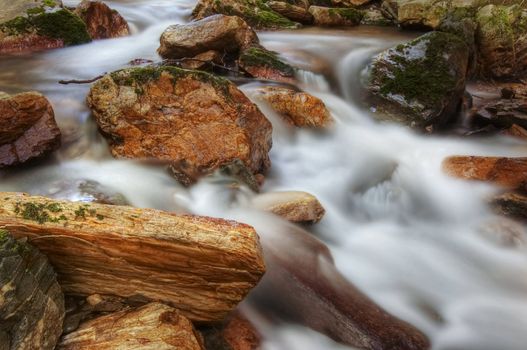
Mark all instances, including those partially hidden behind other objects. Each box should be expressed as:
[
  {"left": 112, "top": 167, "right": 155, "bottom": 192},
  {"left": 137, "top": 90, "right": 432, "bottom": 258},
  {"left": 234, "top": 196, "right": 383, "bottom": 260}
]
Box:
[
  {"left": 308, "top": 6, "right": 364, "bottom": 26},
  {"left": 192, "top": 0, "right": 301, "bottom": 29},
  {"left": 365, "top": 31, "right": 469, "bottom": 129},
  {"left": 158, "top": 14, "right": 259, "bottom": 60},
  {"left": 74, "top": 0, "right": 130, "bottom": 40},
  {"left": 0, "top": 229, "right": 65, "bottom": 350},
  {"left": 0, "top": 1, "right": 91, "bottom": 54},
  {"left": 87, "top": 66, "right": 272, "bottom": 186},
  {"left": 475, "top": 4, "right": 527, "bottom": 78},
  {"left": 0, "top": 91, "right": 61, "bottom": 167}
]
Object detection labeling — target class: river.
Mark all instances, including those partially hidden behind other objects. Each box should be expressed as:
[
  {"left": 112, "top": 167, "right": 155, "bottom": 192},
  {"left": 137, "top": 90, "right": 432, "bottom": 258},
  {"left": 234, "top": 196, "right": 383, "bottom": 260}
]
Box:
[{"left": 1, "top": 1, "right": 527, "bottom": 349}]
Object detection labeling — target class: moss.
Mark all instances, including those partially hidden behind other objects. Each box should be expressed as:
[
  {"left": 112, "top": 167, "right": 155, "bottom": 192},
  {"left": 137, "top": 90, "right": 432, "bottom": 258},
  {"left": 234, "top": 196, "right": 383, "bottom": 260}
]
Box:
[
  {"left": 31, "top": 9, "right": 91, "bottom": 45},
  {"left": 26, "top": 7, "right": 46, "bottom": 16},
  {"left": 16, "top": 202, "right": 68, "bottom": 224},
  {"left": 372, "top": 32, "right": 464, "bottom": 108},
  {"left": 239, "top": 47, "right": 295, "bottom": 76},
  {"left": 0, "top": 16, "right": 32, "bottom": 35},
  {"left": 42, "top": 0, "right": 57, "bottom": 7},
  {"left": 0, "top": 229, "right": 9, "bottom": 245},
  {"left": 328, "top": 8, "right": 364, "bottom": 24},
  {"left": 243, "top": 8, "right": 299, "bottom": 29}
]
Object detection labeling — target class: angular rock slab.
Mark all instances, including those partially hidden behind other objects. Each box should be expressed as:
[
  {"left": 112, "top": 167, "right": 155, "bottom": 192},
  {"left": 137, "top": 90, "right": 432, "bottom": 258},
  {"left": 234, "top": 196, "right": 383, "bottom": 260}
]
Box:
[
  {"left": 0, "top": 192, "right": 266, "bottom": 322},
  {"left": 58, "top": 303, "right": 204, "bottom": 350},
  {"left": 0, "top": 229, "right": 65, "bottom": 350},
  {"left": 88, "top": 66, "right": 272, "bottom": 186},
  {"left": 0, "top": 91, "right": 61, "bottom": 167}
]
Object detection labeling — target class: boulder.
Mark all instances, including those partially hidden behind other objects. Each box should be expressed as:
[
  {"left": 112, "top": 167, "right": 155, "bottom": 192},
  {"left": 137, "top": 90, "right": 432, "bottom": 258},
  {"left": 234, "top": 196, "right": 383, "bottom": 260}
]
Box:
[
  {"left": 87, "top": 66, "right": 272, "bottom": 186},
  {"left": 0, "top": 229, "right": 65, "bottom": 350},
  {"left": 192, "top": 0, "right": 300, "bottom": 30},
  {"left": 0, "top": 192, "right": 266, "bottom": 323},
  {"left": 158, "top": 15, "right": 259, "bottom": 60},
  {"left": 59, "top": 303, "right": 204, "bottom": 350},
  {"left": 475, "top": 4, "right": 527, "bottom": 78},
  {"left": 442, "top": 156, "right": 527, "bottom": 190},
  {"left": 74, "top": 0, "right": 130, "bottom": 40},
  {"left": 365, "top": 31, "right": 469, "bottom": 129},
  {"left": 308, "top": 6, "right": 364, "bottom": 26},
  {"left": 382, "top": 0, "right": 450, "bottom": 29},
  {"left": 257, "top": 87, "right": 333, "bottom": 128},
  {"left": 0, "top": 91, "right": 61, "bottom": 167},
  {"left": 0, "top": 2, "right": 91, "bottom": 54},
  {"left": 251, "top": 191, "right": 326, "bottom": 223},
  {"left": 361, "top": 8, "right": 394, "bottom": 26},
  {"left": 267, "top": 1, "right": 314, "bottom": 23},
  {"left": 238, "top": 47, "right": 296, "bottom": 83}
]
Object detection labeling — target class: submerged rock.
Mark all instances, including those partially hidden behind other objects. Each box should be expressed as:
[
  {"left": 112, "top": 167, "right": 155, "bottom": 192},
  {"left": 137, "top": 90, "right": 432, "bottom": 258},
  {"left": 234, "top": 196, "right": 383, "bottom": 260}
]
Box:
[
  {"left": 257, "top": 87, "right": 333, "bottom": 128},
  {"left": 192, "top": 0, "right": 301, "bottom": 30},
  {"left": 251, "top": 191, "right": 326, "bottom": 223},
  {"left": 0, "top": 91, "right": 61, "bottom": 167},
  {"left": 365, "top": 31, "right": 469, "bottom": 129},
  {"left": 0, "top": 229, "right": 65, "bottom": 350},
  {"left": 491, "top": 192, "right": 527, "bottom": 221},
  {"left": 74, "top": 0, "right": 130, "bottom": 40},
  {"left": 475, "top": 4, "right": 527, "bottom": 79},
  {"left": 238, "top": 47, "right": 296, "bottom": 83},
  {"left": 88, "top": 66, "right": 272, "bottom": 186},
  {"left": 0, "top": 1, "right": 91, "bottom": 54},
  {"left": 201, "top": 311, "right": 261, "bottom": 350},
  {"left": 309, "top": 6, "right": 364, "bottom": 26},
  {"left": 158, "top": 14, "right": 259, "bottom": 60}
]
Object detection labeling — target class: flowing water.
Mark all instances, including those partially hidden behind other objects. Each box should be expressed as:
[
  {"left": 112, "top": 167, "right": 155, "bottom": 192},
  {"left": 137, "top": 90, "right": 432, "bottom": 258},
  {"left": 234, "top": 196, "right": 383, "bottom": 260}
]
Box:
[{"left": 1, "top": 1, "right": 527, "bottom": 349}]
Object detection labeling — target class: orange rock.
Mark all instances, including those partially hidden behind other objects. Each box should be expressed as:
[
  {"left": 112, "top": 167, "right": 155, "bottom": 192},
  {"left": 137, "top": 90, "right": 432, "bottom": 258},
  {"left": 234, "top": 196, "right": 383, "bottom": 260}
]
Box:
[
  {"left": 442, "top": 156, "right": 527, "bottom": 190},
  {"left": 0, "top": 91, "right": 61, "bottom": 167},
  {"left": 223, "top": 313, "right": 261, "bottom": 350},
  {"left": 75, "top": 0, "right": 130, "bottom": 40}
]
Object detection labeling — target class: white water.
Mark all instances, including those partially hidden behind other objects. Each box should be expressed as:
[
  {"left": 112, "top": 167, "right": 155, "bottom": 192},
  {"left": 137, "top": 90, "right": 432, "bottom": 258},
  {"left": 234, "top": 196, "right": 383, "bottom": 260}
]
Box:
[{"left": 1, "top": 1, "right": 527, "bottom": 349}]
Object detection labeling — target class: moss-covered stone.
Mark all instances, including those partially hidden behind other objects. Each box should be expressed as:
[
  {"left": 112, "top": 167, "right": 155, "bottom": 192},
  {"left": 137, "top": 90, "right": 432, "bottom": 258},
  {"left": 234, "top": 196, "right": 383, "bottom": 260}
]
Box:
[
  {"left": 366, "top": 31, "right": 469, "bottom": 128},
  {"left": 238, "top": 47, "right": 295, "bottom": 76}
]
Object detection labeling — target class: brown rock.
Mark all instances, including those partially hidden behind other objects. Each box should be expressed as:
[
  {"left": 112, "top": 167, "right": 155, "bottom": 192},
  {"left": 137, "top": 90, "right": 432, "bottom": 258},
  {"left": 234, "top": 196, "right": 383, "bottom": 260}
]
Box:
[
  {"left": 491, "top": 191, "right": 527, "bottom": 221},
  {"left": 501, "top": 124, "right": 527, "bottom": 141},
  {"left": 0, "top": 229, "right": 65, "bottom": 350},
  {"left": 0, "top": 192, "right": 266, "bottom": 323},
  {"left": 309, "top": 6, "right": 364, "bottom": 27},
  {"left": 266, "top": 1, "right": 313, "bottom": 23},
  {"left": 201, "top": 311, "right": 261, "bottom": 350},
  {"left": 442, "top": 156, "right": 527, "bottom": 190},
  {"left": 158, "top": 15, "right": 259, "bottom": 60},
  {"left": 0, "top": 91, "right": 61, "bottom": 167},
  {"left": 0, "top": 33, "right": 64, "bottom": 54},
  {"left": 238, "top": 47, "right": 296, "bottom": 84},
  {"left": 258, "top": 87, "right": 333, "bottom": 128},
  {"left": 180, "top": 50, "right": 223, "bottom": 70},
  {"left": 74, "top": 0, "right": 130, "bottom": 40},
  {"left": 58, "top": 303, "right": 204, "bottom": 349},
  {"left": 333, "top": 0, "right": 372, "bottom": 6},
  {"left": 87, "top": 66, "right": 272, "bottom": 186},
  {"left": 251, "top": 191, "right": 326, "bottom": 223}
]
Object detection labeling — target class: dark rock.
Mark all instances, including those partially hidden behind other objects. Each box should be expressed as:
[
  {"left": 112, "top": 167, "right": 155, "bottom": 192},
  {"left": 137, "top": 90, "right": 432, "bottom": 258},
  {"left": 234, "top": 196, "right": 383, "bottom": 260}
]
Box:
[
  {"left": 0, "top": 229, "right": 65, "bottom": 350},
  {"left": 491, "top": 191, "right": 527, "bottom": 221},
  {"left": 473, "top": 99, "right": 527, "bottom": 130},
  {"left": 74, "top": 0, "right": 130, "bottom": 40},
  {"left": 0, "top": 91, "right": 61, "bottom": 167}
]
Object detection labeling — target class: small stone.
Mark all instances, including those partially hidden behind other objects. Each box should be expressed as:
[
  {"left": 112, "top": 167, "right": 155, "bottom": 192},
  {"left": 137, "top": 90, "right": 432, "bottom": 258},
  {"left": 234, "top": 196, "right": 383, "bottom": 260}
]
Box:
[{"left": 251, "top": 191, "right": 326, "bottom": 223}]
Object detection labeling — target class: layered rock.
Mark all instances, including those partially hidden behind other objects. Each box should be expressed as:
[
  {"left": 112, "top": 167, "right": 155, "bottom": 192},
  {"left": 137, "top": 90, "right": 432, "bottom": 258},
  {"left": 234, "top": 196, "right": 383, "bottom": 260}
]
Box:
[
  {"left": 366, "top": 31, "right": 469, "bottom": 129},
  {"left": 74, "top": 0, "right": 130, "bottom": 40},
  {"left": 251, "top": 191, "right": 326, "bottom": 223},
  {"left": 0, "top": 91, "right": 61, "bottom": 167},
  {"left": 59, "top": 303, "right": 204, "bottom": 349},
  {"left": 0, "top": 229, "right": 65, "bottom": 350},
  {"left": 0, "top": 192, "right": 266, "bottom": 323},
  {"left": 472, "top": 98, "right": 527, "bottom": 130},
  {"left": 257, "top": 87, "right": 333, "bottom": 128},
  {"left": 309, "top": 6, "right": 364, "bottom": 26},
  {"left": 192, "top": 0, "right": 300, "bottom": 29},
  {"left": 0, "top": 1, "right": 91, "bottom": 54},
  {"left": 87, "top": 66, "right": 272, "bottom": 186}
]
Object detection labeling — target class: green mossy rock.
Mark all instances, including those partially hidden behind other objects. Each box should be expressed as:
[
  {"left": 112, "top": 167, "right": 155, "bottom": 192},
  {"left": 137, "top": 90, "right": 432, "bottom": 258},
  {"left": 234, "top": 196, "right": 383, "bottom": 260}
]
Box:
[
  {"left": 365, "top": 31, "right": 469, "bottom": 129},
  {"left": 192, "top": 0, "right": 301, "bottom": 29},
  {"left": 309, "top": 6, "right": 364, "bottom": 26}
]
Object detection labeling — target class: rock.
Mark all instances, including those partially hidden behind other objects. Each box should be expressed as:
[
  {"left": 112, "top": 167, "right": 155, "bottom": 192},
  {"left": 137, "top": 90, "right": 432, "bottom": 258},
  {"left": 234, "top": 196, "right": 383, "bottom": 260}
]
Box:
[
  {"left": 87, "top": 66, "right": 272, "bottom": 186},
  {"left": 251, "top": 191, "right": 326, "bottom": 223},
  {"left": 501, "top": 124, "right": 527, "bottom": 141},
  {"left": 0, "top": 229, "right": 65, "bottom": 350},
  {"left": 180, "top": 50, "right": 223, "bottom": 70},
  {"left": 201, "top": 311, "right": 261, "bottom": 350},
  {"left": 238, "top": 47, "right": 296, "bottom": 83},
  {"left": 0, "top": 0, "right": 63, "bottom": 23},
  {"left": 366, "top": 31, "right": 469, "bottom": 129},
  {"left": 442, "top": 156, "right": 527, "bottom": 190},
  {"left": 361, "top": 8, "right": 394, "bottom": 26},
  {"left": 0, "top": 91, "right": 61, "bottom": 167},
  {"left": 0, "top": 192, "right": 266, "bottom": 323},
  {"left": 308, "top": 6, "right": 364, "bottom": 26},
  {"left": 479, "top": 217, "right": 527, "bottom": 247},
  {"left": 252, "top": 223, "right": 430, "bottom": 349},
  {"left": 36, "top": 179, "right": 130, "bottom": 205},
  {"left": 58, "top": 303, "right": 204, "bottom": 349},
  {"left": 0, "top": 3, "right": 91, "bottom": 54},
  {"left": 476, "top": 4, "right": 527, "bottom": 79},
  {"left": 491, "top": 191, "right": 527, "bottom": 221},
  {"left": 472, "top": 98, "right": 527, "bottom": 130},
  {"left": 74, "top": 0, "right": 130, "bottom": 40},
  {"left": 267, "top": 1, "right": 314, "bottom": 23},
  {"left": 158, "top": 15, "right": 259, "bottom": 60},
  {"left": 192, "top": 0, "right": 300, "bottom": 30},
  {"left": 257, "top": 87, "right": 332, "bottom": 128},
  {"left": 380, "top": 0, "right": 447, "bottom": 29},
  {"left": 333, "top": 0, "right": 373, "bottom": 7}
]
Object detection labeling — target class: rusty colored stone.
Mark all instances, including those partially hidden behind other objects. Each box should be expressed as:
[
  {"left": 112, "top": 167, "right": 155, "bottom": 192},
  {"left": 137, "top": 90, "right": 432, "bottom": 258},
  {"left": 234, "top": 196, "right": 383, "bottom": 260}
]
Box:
[
  {"left": 0, "top": 91, "right": 61, "bottom": 167},
  {"left": 251, "top": 191, "right": 326, "bottom": 223},
  {"left": 0, "top": 33, "right": 64, "bottom": 54},
  {"left": 75, "top": 0, "right": 130, "bottom": 40}
]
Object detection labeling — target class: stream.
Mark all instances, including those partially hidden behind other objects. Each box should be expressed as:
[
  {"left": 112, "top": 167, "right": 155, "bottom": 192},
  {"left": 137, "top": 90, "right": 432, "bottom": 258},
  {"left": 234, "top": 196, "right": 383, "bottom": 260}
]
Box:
[{"left": 1, "top": 1, "right": 527, "bottom": 349}]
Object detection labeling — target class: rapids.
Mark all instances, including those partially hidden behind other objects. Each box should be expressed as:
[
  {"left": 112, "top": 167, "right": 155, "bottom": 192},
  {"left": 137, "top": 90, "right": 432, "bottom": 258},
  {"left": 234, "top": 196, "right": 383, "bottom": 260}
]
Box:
[{"left": 1, "top": 1, "right": 527, "bottom": 349}]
